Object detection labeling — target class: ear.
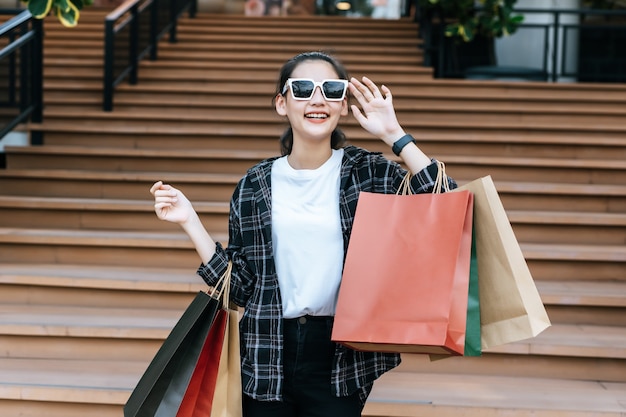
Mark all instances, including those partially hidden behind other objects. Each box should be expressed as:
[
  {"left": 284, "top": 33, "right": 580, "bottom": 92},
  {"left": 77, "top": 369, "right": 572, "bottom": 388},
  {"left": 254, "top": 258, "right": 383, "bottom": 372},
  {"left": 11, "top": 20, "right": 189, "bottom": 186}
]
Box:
[
  {"left": 275, "top": 94, "right": 287, "bottom": 116},
  {"left": 340, "top": 98, "right": 349, "bottom": 116}
]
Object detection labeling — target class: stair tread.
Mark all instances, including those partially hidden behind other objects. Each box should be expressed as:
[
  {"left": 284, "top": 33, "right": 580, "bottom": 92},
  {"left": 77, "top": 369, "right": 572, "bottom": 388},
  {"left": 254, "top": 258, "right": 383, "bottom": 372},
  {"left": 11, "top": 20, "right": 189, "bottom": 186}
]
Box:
[
  {"left": 521, "top": 243, "right": 626, "bottom": 262},
  {"left": 7, "top": 145, "right": 626, "bottom": 170},
  {"left": 2, "top": 169, "right": 625, "bottom": 194},
  {"left": 4, "top": 144, "right": 274, "bottom": 160},
  {"left": 0, "top": 226, "right": 623, "bottom": 250},
  {"left": 0, "top": 357, "right": 624, "bottom": 414},
  {"left": 0, "top": 195, "right": 229, "bottom": 213},
  {"left": 28, "top": 119, "right": 626, "bottom": 147},
  {"left": 42, "top": 76, "right": 626, "bottom": 102},
  {"left": 0, "top": 195, "right": 624, "bottom": 230},
  {"left": 0, "top": 301, "right": 624, "bottom": 356},
  {"left": 537, "top": 280, "right": 626, "bottom": 307},
  {"left": 0, "top": 304, "right": 186, "bottom": 338},
  {"left": 366, "top": 371, "right": 626, "bottom": 415},
  {"left": 0, "top": 357, "right": 142, "bottom": 403},
  {"left": 485, "top": 323, "right": 626, "bottom": 358},
  {"left": 0, "top": 263, "right": 203, "bottom": 292},
  {"left": 507, "top": 210, "right": 626, "bottom": 226},
  {"left": 0, "top": 227, "right": 227, "bottom": 247},
  {"left": 1, "top": 262, "right": 623, "bottom": 306},
  {"left": 38, "top": 108, "right": 626, "bottom": 130}
]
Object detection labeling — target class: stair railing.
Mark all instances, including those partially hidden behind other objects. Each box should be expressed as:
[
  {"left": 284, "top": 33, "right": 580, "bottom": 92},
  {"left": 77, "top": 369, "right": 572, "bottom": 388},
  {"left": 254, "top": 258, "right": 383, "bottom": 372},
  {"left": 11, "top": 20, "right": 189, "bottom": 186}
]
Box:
[
  {"left": 103, "top": 0, "right": 197, "bottom": 111},
  {"left": 0, "top": 9, "right": 43, "bottom": 145},
  {"left": 416, "top": 6, "right": 626, "bottom": 83}
]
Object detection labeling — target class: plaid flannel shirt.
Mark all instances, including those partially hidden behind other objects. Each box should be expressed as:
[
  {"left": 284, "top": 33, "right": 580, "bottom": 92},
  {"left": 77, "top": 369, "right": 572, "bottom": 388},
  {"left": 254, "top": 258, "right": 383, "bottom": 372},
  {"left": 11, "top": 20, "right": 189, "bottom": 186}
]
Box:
[{"left": 197, "top": 145, "right": 455, "bottom": 404}]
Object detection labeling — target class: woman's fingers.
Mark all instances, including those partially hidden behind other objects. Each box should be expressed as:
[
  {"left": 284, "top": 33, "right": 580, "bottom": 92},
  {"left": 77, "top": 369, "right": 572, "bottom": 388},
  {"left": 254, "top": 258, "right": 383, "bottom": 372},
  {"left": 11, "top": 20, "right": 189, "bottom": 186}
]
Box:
[
  {"left": 351, "top": 76, "right": 382, "bottom": 100},
  {"left": 149, "top": 181, "right": 163, "bottom": 195}
]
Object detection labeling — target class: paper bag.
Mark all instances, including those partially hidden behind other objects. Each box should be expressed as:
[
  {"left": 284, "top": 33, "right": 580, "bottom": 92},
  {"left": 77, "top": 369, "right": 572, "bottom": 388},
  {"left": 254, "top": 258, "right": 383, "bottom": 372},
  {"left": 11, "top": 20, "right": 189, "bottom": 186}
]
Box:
[
  {"left": 456, "top": 176, "right": 551, "bottom": 349},
  {"left": 332, "top": 190, "right": 474, "bottom": 355}
]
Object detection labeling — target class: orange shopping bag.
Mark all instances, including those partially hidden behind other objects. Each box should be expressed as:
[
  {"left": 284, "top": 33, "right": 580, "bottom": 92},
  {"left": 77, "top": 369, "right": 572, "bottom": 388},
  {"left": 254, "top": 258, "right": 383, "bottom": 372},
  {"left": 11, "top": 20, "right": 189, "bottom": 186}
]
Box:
[{"left": 332, "top": 185, "right": 474, "bottom": 356}]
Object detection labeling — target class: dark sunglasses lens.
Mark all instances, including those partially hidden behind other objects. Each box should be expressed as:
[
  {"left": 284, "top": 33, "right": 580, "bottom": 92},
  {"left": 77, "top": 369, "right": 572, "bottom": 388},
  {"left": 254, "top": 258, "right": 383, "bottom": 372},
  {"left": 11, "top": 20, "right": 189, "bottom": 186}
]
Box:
[
  {"left": 291, "top": 80, "right": 314, "bottom": 98},
  {"left": 323, "top": 81, "right": 346, "bottom": 99}
]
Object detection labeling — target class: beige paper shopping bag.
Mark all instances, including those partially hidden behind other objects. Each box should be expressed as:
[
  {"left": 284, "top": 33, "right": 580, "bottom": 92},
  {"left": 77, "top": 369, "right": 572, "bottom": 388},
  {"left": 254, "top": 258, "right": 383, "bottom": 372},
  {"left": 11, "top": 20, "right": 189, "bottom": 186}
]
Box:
[
  {"left": 456, "top": 176, "right": 551, "bottom": 349},
  {"left": 210, "top": 303, "right": 242, "bottom": 417}
]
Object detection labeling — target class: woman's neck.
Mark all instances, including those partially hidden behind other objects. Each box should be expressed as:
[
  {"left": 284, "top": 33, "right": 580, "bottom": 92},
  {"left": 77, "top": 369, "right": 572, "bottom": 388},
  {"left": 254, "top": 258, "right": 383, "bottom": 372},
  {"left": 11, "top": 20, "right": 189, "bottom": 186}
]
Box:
[{"left": 287, "top": 144, "right": 333, "bottom": 170}]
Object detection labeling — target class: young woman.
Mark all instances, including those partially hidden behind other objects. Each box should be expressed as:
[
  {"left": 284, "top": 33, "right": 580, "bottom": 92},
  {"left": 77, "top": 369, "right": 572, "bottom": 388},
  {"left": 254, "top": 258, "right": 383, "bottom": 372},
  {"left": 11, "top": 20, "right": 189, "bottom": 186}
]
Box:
[{"left": 151, "top": 51, "right": 455, "bottom": 417}]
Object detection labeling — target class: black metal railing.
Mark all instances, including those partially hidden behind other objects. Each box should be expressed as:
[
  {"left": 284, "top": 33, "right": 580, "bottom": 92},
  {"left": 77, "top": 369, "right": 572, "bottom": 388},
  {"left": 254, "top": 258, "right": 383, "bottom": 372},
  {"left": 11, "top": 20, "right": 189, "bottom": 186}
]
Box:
[
  {"left": 0, "top": 9, "right": 43, "bottom": 145},
  {"left": 103, "top": 0, "right": 197, "bottom": 111},
  {"left": 417, "top": 6, "right": 626, "bottom": 82}
]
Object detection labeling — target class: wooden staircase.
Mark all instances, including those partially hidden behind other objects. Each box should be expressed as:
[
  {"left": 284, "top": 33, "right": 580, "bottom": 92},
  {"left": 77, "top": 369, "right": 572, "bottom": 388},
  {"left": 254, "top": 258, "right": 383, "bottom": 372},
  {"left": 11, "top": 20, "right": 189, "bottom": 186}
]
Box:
[{"left": 1, "top": 8, "right": 625, "bottom": 417}]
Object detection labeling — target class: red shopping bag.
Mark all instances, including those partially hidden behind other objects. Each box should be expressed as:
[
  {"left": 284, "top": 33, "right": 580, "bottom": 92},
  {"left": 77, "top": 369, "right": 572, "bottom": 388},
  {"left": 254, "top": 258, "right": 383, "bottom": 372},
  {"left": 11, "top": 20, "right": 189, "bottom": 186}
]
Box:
[
  {"left": 176, "top": 309, "right": 227, "bottom": 417},
  {"left": 332, "top": 189, "right": 474, "bottom": 355}
]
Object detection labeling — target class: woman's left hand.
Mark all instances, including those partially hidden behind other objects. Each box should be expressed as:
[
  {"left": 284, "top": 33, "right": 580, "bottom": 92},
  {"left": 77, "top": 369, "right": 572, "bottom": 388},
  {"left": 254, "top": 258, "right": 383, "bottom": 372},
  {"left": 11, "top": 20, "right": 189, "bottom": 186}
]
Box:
[{"left": 349, "top": 76, "right": 405, "bottom": 146}]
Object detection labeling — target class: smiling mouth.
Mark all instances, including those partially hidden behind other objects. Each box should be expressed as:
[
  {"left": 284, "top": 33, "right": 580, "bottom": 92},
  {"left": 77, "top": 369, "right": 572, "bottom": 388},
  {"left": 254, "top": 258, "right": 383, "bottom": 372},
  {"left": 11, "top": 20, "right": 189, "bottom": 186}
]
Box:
[{"left": 305, "top": 113, "right": 329, "bottom": 119}]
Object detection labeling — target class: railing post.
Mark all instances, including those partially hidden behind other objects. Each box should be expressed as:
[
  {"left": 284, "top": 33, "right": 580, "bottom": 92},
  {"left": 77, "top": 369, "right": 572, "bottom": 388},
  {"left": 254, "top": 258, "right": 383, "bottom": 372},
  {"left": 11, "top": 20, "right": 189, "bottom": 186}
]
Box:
[
  {"left": 30, "top": 16, "right": 43, "bottom": 145},
  {"left": 551, "top": 11, "right": 560, "bottom": 82},
  {"left": 8, "top": 31, "right": 17, "bottom": 106},
  {"left": 129, "top": 4, "right": 139, "bottom": 84},
  {"left": 169, "top": 0, "right": 177, "bottom": 43},
  {"left": 150, "top": 0, "right": 159, "bottom": 60},
  {"left": 103, "top": 18, "right": 114, "bottom": 111}
]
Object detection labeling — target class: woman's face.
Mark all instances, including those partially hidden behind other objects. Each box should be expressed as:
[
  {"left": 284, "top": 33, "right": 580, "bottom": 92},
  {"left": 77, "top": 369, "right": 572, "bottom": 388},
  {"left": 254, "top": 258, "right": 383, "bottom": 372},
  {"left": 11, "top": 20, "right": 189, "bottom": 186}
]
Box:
[{"left": 275, "top": 60, "right": 349, "bottom": 147}]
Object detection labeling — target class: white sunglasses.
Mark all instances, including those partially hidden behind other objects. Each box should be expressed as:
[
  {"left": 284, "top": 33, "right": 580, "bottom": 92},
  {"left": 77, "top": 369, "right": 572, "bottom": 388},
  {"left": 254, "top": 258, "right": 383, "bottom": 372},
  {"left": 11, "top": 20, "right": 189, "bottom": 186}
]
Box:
[{"left": 281, "top": 78, "right": 349, "bottom": 101}]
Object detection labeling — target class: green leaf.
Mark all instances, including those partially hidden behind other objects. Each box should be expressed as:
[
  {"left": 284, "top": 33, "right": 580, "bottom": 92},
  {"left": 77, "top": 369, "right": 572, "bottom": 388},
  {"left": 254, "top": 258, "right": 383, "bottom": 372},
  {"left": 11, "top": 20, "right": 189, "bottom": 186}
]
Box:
[
  {"left": 54, "top": 0, "right": 80, "bottom": 27},
  {"left": 27, "top": 0, "right": 53, "bottom": 18}
]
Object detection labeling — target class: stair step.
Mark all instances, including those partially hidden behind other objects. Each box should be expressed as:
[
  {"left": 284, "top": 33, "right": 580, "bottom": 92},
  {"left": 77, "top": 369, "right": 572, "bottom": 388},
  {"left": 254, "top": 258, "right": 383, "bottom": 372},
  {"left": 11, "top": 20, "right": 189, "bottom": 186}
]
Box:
[
  {"left": 2, "top": 263, "right": 623, "bottom": 307},
  {"left": 0, "top": 263, "right": 203, "bottom": 293},
  {"left": 0, "top": 357, "right": 624, "bottom": 417},
  {"left": 506, "top": 210, "right": 626, "bottom": 245},
  {"left": 0, "top": 194, "right": 623, "bottom": 245},
  {"left": 0, "top": 227, "right": 623, "bottom": 279},
  {"left": 397, "top": 350, "right": 626, "bottom": 384},
  {"left": 537, "top": 280, "right": 626, "bottom": 308},
  {"left": 41, "top": 95, "right": 626, "bottom": 128},
  {"left": 0, "top": 195, "right": 229, "bottom": 232},
  {"left": 35, "top": 123, "right": 626, "bottom": 161},
  {"left": 1, "top": 169, "right": 623, "bottom": 213},
  {"left": 1, "top": 302, "right": 623, "bottom": 359},
  {"left": 7, "top": 146, "right": 626, "bottom": 186},
  {"left": 0, "top": 357, "right": 139, "bottom": 405},
  {"left": 38, "top": 103, "right": 626, "bottom": 129},
  {"left": 365, "top": 371, "right": 626, "bottom": 417},
  {"left": 44, "top": 85, "right": 626, "bottom": 116},
  {"left": 0, "top": 228, "right": 217, "bottom": 268},
  {"left": 0, "top": 304, "right": 182, "bottom": 339},
  {"left": 30, "top": 116, "right": 626, "bottom": 146}
]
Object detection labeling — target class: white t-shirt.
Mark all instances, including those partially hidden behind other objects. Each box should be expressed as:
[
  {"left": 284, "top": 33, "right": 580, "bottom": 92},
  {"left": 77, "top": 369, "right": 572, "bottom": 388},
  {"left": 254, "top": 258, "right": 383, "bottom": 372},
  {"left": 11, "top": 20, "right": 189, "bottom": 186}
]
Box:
[{"left": 271, "top": 148, "right": 345, "bottom": 318}]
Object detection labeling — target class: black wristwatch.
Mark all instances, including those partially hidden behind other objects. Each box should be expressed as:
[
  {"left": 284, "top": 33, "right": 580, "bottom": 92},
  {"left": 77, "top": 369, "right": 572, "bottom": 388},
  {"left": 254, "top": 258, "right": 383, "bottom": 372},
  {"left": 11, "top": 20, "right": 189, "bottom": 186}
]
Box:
[{"left": 391, "top": 134, "right": 416, "bottom": 156}]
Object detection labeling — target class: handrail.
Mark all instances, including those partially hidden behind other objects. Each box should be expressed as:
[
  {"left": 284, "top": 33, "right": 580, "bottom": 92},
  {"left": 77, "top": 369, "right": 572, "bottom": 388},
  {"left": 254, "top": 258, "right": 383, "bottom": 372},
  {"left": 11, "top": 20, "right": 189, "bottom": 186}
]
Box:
[
  {"left": 0, "top": 9, "right": 43, "bottom": 145},
  {"left": 417, "top": 6, "right": 626, "bottom": 82},
  {"left": 102, "top": 0, "right": 198, "bottom": 111}
]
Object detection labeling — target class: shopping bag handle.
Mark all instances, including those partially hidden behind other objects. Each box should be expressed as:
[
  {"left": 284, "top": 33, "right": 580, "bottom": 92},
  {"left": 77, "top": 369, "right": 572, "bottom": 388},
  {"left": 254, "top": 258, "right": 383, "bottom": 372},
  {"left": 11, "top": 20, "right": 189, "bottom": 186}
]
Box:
[
  {"left": 397, "top": 160, "right": 449, "bottom": 196},
  {"left": 208, "top": 261, "right": 233, "bottom": 306}
]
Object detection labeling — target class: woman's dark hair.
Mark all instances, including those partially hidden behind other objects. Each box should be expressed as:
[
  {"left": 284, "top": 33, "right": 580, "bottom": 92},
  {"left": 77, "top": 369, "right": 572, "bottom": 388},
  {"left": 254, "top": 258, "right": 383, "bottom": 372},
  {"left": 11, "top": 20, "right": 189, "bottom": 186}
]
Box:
[{"left": 274, "top": 51, "right": 349, "bottom": 156}]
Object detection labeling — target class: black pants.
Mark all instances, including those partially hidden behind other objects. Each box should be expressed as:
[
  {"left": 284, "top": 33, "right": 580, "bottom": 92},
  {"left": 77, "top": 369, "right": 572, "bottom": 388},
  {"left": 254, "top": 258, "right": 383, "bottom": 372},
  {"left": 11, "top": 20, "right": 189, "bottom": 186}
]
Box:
[{"left": 242, "top": 315, "right": 364, "bottom": 417}]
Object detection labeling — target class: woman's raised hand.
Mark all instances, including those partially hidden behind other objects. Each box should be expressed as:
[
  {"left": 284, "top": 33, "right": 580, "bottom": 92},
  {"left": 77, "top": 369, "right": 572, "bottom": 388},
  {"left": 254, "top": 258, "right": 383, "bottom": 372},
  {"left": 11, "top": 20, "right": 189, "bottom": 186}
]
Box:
[
  {"left": 150, "top": 181, "right": 195, "bottom": 224},
  {"left": 348, "top": 76, "right": 405, "bottom": 147}
]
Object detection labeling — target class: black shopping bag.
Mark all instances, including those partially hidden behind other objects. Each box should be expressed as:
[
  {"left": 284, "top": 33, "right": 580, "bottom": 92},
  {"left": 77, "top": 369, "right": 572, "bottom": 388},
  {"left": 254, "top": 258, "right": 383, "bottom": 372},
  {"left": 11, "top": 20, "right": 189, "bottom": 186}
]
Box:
[{"left": 124, "top": 291, "right": 221, "bottom": 417}]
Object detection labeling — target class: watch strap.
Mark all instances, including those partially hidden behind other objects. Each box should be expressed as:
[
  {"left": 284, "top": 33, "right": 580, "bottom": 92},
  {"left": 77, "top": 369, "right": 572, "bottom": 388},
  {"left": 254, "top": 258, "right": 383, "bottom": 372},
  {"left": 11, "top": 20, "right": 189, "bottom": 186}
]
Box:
[{"left": 391, "top": 134, "right": 416, "bottom": 156}]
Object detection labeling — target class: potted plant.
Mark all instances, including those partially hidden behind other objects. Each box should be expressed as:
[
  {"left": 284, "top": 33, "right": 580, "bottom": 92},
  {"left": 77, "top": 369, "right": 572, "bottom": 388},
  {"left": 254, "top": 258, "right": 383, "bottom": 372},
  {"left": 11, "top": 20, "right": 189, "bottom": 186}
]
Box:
[{"left": 417, "top": 0, "right": 524, "bottom": 77}]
